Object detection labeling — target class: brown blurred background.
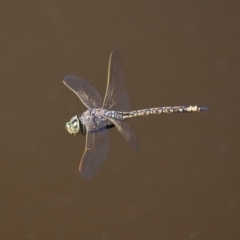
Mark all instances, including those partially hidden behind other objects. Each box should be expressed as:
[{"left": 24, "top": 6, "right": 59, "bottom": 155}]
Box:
[{"left": 0, "top": 1, "right": 239, "bottom": 240}]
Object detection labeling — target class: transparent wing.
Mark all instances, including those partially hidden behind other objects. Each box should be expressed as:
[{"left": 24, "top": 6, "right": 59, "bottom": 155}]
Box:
[
  {"left": 63, "top": 75, "right": 102, "bottom": 109},
  {"left": 79, "top": 128, "right": 109, "bottom": 179},
  {"left": 104, "top": 116, "right": 138, "bottom": 151},
  {"left": 102, "top": 50, "right": 138, "bottom": 151},
  {"left": 102, "top": 50, "right": 129, "bottom": 111}
]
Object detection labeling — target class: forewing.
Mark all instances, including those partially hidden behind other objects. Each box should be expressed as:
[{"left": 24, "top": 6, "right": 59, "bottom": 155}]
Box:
[
  {"left": 104, "top": 116, "right": 138, "bottom": 152},
  {"left": 102, "top": 50, "right": 129, "bottom": 111},
  {"left": 79, "top": 128, "right": 109, "bottom": 179},
  {"left": 63, "top": 75, "right": 102, "bottom": 109}
]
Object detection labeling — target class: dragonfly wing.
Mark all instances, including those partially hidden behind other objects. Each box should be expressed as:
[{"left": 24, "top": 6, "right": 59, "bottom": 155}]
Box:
[
  {"left": 102, "top": 50, "right": 130, "bottom": 111},
  {"left": 63, "top": 75, "right": 102, "bottom": 109},
  {"left": 79, "top": 127, "right": 109, "bottom": 179},
  {"left": 104, "top": 116, "right": 139, "bottom": 152},
  {"left": 102, "top": 50, "right": 138, "bottom": 150}
]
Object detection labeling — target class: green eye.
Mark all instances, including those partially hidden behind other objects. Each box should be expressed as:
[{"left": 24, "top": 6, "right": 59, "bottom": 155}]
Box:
[{"left": 72, "top": 121, "right": 78, "bottom": 127}]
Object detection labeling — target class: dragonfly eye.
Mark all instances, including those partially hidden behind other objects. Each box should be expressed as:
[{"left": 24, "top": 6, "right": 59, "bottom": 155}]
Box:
[{"left": 72, "top": 120, "right": 78, "bottom": 128}]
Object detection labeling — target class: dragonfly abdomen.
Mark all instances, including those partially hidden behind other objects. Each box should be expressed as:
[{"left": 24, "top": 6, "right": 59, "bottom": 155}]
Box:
[
  {"left": 122, "top": 105, "right": 209, "bottom": 120},
  {"left": 103, "top": 110, "right": 124, "bottom": 120}
]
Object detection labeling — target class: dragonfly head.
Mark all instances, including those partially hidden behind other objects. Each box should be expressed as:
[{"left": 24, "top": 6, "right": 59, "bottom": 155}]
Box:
[
  {"left": 65, "top": 115, "right": 86, "bottom": 136},
  {"left": 65, "top": 115, "right": 80, "bottom": 135}
]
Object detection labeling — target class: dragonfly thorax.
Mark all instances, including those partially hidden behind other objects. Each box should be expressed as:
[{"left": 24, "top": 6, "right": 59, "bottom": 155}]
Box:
[{"left": 80, "top": 108, "right": 111, "bottom": 133}]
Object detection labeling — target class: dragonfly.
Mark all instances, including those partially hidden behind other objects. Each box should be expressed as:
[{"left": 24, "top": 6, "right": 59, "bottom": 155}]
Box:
[{"left": 63, "top": 50, "right": 209, "bottom": 179}]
